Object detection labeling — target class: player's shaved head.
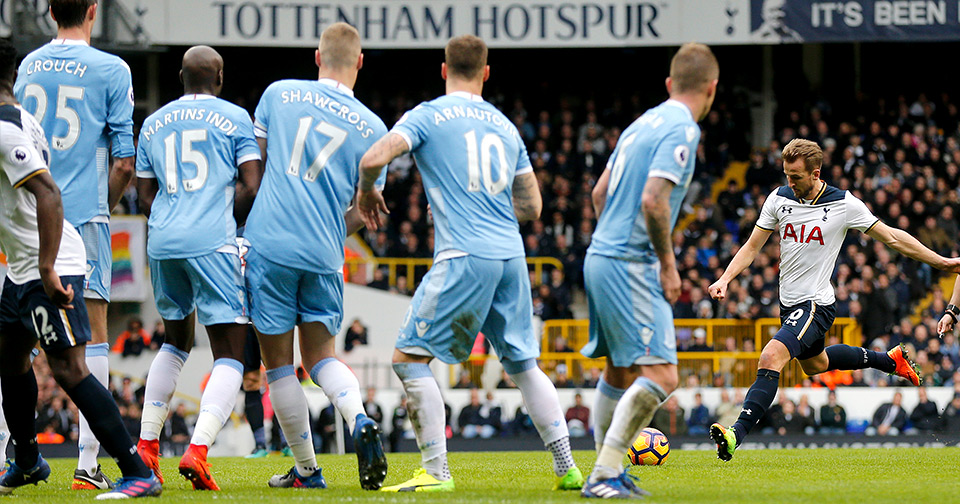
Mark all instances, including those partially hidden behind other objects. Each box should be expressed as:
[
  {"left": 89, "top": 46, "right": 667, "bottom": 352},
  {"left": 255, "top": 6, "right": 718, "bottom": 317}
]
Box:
[
  {"left": 181, "top": 45, "right": 223, "bottom": 93},
  {"left": 669, "top": 43, "right": 719, "bottom": 94},
  {"left": 319, "top": 22, "right": 362, "bottom": 70},
  {"left": 445, "top": 35, "right": 487, "bottom": 81},
  {"left": 782, "top": 139, "right": 823, "bottom": 173},
  {"left": 50, "top": 0, "right": 96, "bottom": 29}
]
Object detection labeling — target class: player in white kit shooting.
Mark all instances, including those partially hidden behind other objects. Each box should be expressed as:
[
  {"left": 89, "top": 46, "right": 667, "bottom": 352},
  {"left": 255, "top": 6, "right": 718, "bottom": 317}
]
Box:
[{"left": 709, "top": 138, "right": 960, "bottom": 461}]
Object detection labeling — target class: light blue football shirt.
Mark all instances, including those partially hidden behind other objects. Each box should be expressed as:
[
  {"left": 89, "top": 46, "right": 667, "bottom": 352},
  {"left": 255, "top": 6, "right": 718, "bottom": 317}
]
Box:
[
  {"left": 244, "top": 79, "right": 388, "bottom": 274},
  {"left": 390, "top": 92, "right": 530, "bottom": 261},
  {"left": 588, "top": 99, "right": 701, "bottom": 263},
  {"left": 14, "top": 39, "right": 134, "bottom": 227},
  {"left": 135, "top": 95, "right": 260, "bottom": 260}
]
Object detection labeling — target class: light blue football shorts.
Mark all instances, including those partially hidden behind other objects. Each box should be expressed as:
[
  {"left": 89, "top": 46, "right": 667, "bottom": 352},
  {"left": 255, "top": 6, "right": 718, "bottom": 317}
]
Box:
[
  {"left": 150, "top": 251, "right": 248, "bottom": 326},
  {"left": 244, "top": 247, "right": 343, "bottom": 336},
  {"left": 581, "top": 253, "right": 678, "bottom": 367},
  {"left": 76, "top": 221, "right": 111, "bottom": 301},
  {"left": 396, "top": 255, "right": 539, "bottom": 365}
]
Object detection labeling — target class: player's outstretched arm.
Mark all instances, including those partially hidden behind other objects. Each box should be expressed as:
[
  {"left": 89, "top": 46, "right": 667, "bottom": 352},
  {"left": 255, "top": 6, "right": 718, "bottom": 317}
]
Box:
[
  {"left": 234, "top": 159, "right": 263, "bottom": 226},
  {"left": 512, "top": 172, "right": 542, "bottom": 223},
  {"left": 866, "top": 221, "right": 960, "bottom": 273},
  {"left": 357, "top": 133, "right": 407, "bottom": 230},
  {"left": 709, "top": 225, "right": 773, "bottom": 301},
  {"left": 23, "top": 171, "right": 74, "bottom": 308},
  {"left": 107, "top": 156, "right": 135, "bottom": 211},
  {"left": 137, "top": 177, "right": 159, "bottom": 218},
  {"left": 592, "top": 167, "right": 611, "bottom": 217},
  {"left": 642, "top": 177, "right": 682, "bottom": 302},
  {"left": 937, "top": 275, "right": 960, "bottom": 336}
]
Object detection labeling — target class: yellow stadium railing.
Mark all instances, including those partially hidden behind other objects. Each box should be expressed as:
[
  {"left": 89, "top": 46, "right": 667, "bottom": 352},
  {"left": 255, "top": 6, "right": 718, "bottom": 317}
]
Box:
[
  {"left": 344, "top": 256, "right": 563, "bottom": 289},
  {"left": 453, "top": 318, "right": 861, "bottom": 388}
]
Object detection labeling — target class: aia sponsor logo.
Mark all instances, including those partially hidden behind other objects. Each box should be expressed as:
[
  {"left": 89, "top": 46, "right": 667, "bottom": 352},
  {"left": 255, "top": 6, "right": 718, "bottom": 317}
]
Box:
[{"left": 782, "top": 223, "right": 824, "bottom": 245}]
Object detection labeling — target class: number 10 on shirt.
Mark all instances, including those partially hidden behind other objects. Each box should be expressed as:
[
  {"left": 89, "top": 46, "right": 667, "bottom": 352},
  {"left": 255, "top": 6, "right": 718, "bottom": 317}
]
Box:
[{"left": 464, "top": 129, "right": 509, "bottom": 195}]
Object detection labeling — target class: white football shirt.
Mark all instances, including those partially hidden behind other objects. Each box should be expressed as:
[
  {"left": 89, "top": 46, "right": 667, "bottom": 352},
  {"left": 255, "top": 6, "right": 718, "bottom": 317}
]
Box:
[
  {"left": 0, "top": 103, "right": 85, "bottom": 284},
  {"left": 756, "top": 183, "right": 879, "bottom": 307}
]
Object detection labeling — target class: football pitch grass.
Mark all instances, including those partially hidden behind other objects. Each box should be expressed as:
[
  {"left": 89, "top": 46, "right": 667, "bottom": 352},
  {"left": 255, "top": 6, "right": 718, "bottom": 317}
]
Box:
[{"left": 12, "top": 448, "right": 959, "bottom": 503}]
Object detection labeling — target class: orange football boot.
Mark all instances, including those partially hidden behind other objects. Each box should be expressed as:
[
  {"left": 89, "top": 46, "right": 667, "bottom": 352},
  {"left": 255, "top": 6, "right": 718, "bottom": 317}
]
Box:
[
  {"left": 888, "top": 343, "right": 921, "bottom": 386},
  {"left": 178, "top": 444, "right": 219, "bottom": 490},
  {"left": 136, "top": 438, "right": 164, "bottom": 484}
]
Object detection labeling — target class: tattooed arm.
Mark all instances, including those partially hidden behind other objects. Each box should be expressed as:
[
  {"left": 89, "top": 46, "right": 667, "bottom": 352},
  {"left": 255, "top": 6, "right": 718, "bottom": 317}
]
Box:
[
  {"left": 359, "top": 133, "right": 407, "bottom": 191},
  {"left": 642, "top": 176, "right": 682, "bottom": 303},
  {"left": 512, "top": 172, "right": 542, "bottom": 223},
  {"left": 356, "top": 132, "right": 408, "bottom": 230}
]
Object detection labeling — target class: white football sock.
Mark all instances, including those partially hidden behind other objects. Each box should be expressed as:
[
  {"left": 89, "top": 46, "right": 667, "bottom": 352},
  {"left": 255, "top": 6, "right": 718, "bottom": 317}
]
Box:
[
  {"left": 0, "top": 384, "right": 9, "bottom": 458},
  {"left": 393, "top": 363, "right": 450, "bottom": 481},
  {"left": 590, "top": 377, "right": 666, "bottom": 483},
  {"left": 190, "top": 359, "right": 242, "bottom": 447},
  {"left": 266, "top": 366, "right": 317, "bottom": 476},
  {"left": 310, "top": 358, "right": 364, "bottom": 433},
  {"left": 506, "top": 360, "right": 574, "bottom": 476},
  {"left": 77, "top": 343, "right": 109, "bottom": 473},
  {"left": 141, "top": 344, "right": 189, "bottom": 441},
  {"left": 593, "top": 376, "right": 626, "bottom": 451},
  {"left": 546, "top": 437, "right": 576, "bottom": 477},
  {"left": 507, "top": 361, "right": 569, "bottom": 445}
]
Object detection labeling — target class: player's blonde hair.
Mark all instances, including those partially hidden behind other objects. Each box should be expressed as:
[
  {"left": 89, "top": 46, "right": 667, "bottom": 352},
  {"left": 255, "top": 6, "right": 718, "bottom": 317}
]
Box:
[
  {"left": 781, "top": 139, "right": 823, "bottom": 173},
  {"left": 445, "top": 35, "right": 488, "bottom": 80},
  {"left": 669, "top": 43, "right": 719, "bottom": 94},
  {"left": 319, "top": 22, "right": 361, "bottom": 70}
]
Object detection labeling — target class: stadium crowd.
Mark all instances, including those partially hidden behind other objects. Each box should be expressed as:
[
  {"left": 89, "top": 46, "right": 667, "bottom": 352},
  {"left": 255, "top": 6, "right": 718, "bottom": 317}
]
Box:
[{"left": 344, "top": 91, "right": 960, "bottom": 388}]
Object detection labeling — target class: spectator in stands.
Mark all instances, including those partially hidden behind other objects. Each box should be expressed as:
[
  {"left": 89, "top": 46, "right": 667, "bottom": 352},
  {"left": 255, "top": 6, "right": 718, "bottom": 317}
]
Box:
[
  {"left": 496, "top": 370, "right": 516, "bottom": 389},
  {"left": 819, "top": 390, "right": 847, "bottom": 434},
  {"left": 37, "top": 421, "right": 66, "bottom": 444},
  {"left": 651, "top": 396, "right": 687, "bottom": 437},
  {"left": 850, "top": 369, "right": 869, "bottom": 387},
  {"left": 773, "top": 400, "right": 813, "bottom": 435},
  {"left": 510, "top": 404, "right": 536, "bottom": 436},
  {"left": 687, "top": 392, "right": 712, "bottom": 435},
  {"left": 389, "top": 395, "right": 411, "bottom": 452},
  {"left": 481, "top": 391, "right": 503, "bottom": 435},
  {"left": 368, "top": 267, "right": 389, "bottom": 290},
  {"left": 123, "top": 403, "right": 142, "bottom": 441},
  {"left": 715, "top": 389, "right": 741, "bottom": 427},
  {"left": 553, "top": 336, "right": 574, "bottom": 353},
  {"left": 553, "top": 364, "right": 575, "bottom": 389},
  {"left": 150, "top": 320, "right": 165, "bottom": 350},
  {"left": 942, "top": 394, "right": 960, "bottom": 431},
  {"left": 458, "top": 389, "right": 496, "bottom": 439},
  {"left": 453, "top": 370, "right": 474, "bottom": 389},
  {"left": 866, "top": 391, "right": 907, "bottom": 436},
  {"left": 687, "top": 328, "right": 712, "bottom": 352},
  {"left": 564, "top": 393, "right": 590, "bottom": 437},
  {"left": 114, "top": 377, "right": 135, "bottom": 406},
  {"left": 363, "top": 387, "right": 384, "bottom": 426},
  {"left": 316, "top": 403, "right": 338, "bottom": 453},
  {"left": 343, "top": 318, "right": 368, "bottom": 352},
  {"left": 391, "top": 276, "right": 411, "bottom": 296},
  {"left": 111, "top": 317, "right": 152, "bottom": 356},
  {"left": 581, "top": 368, "right": 601, "bottom": 388},
  {"left": 163, "top": 403, "right": 191, "bottom": 452},
  {"left": 908, "top": 387, "right": 941, "bottom": 433}
]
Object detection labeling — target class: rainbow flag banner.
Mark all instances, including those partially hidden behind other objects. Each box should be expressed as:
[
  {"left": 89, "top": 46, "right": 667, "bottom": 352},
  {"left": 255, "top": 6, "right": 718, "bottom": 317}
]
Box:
[{"left": 110, "top": 216, "right": 148, "bottom": 302}]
